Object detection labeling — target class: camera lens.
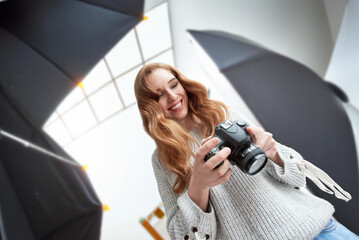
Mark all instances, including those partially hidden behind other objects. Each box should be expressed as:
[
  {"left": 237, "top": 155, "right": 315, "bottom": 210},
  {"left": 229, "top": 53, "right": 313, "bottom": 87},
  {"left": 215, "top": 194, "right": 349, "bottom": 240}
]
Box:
[
  {"left": 247, "top": 153, "right": 267, "bottom": 175},
  {"left": 232, "top": 143, "right": 268, "bottom": 175}
]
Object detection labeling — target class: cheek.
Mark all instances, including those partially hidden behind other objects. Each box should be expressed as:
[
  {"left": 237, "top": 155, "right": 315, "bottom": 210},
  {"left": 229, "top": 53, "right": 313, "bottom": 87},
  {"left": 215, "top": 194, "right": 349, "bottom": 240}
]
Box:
[{"left": 158, "top": 99, "right": 168, "bottom": 112}]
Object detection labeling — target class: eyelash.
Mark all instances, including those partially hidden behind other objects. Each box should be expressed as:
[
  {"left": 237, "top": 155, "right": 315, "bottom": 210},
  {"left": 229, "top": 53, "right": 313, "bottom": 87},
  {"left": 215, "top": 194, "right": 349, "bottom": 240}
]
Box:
[
  {"left": 171, "top": 82, "right": 178, "bottom": 88},
  {"left": 158, "top": 82, "right": 178, "bottom": 97}
]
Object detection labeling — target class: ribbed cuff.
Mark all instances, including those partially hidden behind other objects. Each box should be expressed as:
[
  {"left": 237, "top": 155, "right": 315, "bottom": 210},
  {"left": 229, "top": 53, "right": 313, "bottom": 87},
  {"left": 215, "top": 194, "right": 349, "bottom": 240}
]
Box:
[
  {"left": 177, "top": 190, "right": 217, "bottom": 238},
  {"left": 265, "top": 142, "right": 307, "bottom": 187}
]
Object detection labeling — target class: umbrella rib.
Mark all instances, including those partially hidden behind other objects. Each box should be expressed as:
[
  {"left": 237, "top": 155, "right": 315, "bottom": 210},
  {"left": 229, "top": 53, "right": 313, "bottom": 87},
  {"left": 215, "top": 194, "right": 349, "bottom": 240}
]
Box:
[
  {"left": 0, "top": 128, "right": 80, "bottom": 167},
  {"left": 0, "top": 27, "right": 76, "bottom": 83},
  {"left": 78, "top": 0, "right": 142, "bottom": 18},
  {"left": 0, "top": 87, "right": 70, "bottom": 169}
]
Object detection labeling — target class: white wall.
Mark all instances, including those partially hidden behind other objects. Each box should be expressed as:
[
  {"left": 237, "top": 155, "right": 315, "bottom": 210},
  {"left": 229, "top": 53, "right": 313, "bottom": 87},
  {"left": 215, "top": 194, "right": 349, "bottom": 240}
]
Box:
[
  {"left": 169, "top": 0, "right": 333, "bottom": 78},
  {"left": 168, "top": 0, "right": 336, "bottom": 126},
  {"left": 325, "top": 0, "right": 359, "bottom": 110}
]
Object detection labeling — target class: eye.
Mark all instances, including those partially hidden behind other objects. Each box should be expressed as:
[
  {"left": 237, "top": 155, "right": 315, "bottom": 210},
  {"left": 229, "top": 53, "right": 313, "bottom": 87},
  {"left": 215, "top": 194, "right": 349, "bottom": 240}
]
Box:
[
  {"left": 171, "top": 82, "right": 178, "bottom": 89},
  {"left": 158, "top": 92, "right": 164, "bottom": 98}
]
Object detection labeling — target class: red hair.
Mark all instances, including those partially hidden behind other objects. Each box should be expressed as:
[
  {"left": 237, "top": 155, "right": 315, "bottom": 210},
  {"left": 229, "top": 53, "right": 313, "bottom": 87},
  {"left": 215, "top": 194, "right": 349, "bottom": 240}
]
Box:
[{"left": 134, "top": 63, "right": 227, "bottom": 194}]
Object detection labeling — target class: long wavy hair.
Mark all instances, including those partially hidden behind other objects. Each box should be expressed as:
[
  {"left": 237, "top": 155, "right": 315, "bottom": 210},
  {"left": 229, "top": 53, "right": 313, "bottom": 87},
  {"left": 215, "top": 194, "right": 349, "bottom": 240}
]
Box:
[{"left": 134, "top": 63, "right": 227, "bottom": 194}]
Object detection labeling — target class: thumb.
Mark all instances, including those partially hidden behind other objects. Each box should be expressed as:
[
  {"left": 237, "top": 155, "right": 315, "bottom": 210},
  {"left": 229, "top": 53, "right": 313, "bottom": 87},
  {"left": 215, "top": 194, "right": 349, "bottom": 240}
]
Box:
[{"left": 245, "top": 126, "right": 255, "bottom": 135}]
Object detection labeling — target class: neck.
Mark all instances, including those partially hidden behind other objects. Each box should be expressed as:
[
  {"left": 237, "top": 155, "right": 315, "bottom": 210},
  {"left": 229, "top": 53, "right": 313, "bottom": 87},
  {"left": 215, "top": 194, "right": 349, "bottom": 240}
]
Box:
[{"left": 178, "top": 115, "right": 196, "bottom": 132}]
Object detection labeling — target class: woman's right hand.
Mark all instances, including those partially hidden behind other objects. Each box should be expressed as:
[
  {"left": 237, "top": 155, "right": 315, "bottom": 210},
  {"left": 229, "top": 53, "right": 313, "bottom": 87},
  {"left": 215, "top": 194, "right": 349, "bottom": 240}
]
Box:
[
  {"left": 188, "top": 137, "right": 232, "bottom": 211},
  {"left": 194, "top": 137, "right": 232, "bottom": 188}
]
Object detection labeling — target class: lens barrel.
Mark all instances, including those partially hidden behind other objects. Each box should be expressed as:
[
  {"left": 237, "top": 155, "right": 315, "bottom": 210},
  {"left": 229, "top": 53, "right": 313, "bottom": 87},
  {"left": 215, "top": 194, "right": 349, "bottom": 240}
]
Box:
[{"left": 231, "top": 143, "right": 268, "bottom": 175}]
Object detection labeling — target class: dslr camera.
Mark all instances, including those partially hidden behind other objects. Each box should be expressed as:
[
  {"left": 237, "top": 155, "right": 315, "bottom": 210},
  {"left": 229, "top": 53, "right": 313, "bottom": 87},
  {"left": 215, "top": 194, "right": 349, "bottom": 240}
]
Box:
[{"left": 204, "top": 120, "right": 268, "bottom": 175}]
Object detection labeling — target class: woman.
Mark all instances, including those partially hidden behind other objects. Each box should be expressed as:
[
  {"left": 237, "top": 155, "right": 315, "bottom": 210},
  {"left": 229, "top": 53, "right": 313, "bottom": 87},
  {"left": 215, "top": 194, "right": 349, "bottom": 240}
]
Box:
[{"left": 134, "top": 62, "right": 357, "bottom": 240}]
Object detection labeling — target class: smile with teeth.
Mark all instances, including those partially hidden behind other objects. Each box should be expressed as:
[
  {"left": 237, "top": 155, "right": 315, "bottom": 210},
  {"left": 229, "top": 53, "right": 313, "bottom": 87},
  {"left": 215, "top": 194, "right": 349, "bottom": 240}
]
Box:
[{"left": 169, "top": 100, "right": 182, "bottom": 111}]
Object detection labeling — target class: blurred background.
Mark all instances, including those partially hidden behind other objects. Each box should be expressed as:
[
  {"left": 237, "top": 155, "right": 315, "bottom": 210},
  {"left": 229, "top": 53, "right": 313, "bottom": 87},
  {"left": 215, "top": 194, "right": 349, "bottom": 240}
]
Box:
[{"left": 3, "top": 0, "right": 356, "bottom": 239}]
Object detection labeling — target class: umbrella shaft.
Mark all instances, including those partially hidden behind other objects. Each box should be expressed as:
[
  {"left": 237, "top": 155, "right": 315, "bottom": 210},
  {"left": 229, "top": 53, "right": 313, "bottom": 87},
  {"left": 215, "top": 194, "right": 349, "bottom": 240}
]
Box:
[{"left": 0, "top": 129, "right": 79, "bottom": 167}]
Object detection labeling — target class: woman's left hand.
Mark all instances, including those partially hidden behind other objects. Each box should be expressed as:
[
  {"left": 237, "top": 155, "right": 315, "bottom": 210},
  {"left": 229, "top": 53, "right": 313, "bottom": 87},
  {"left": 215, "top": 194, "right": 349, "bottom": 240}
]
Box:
[{"left": 246, "top": 126, "right": 284, "bottom": 168}]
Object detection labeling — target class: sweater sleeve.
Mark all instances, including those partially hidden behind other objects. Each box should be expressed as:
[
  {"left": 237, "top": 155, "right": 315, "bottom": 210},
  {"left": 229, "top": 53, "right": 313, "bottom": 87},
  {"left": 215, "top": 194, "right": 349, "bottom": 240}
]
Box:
[
  {"left": 264, "top": 142, "right": 307, "bottom": 188},
  {"left": 152, "top": 152, "right": 217, "bottom": 240},
  {"left": 227, "top": 108, "right": 306, "bottom": 188}
]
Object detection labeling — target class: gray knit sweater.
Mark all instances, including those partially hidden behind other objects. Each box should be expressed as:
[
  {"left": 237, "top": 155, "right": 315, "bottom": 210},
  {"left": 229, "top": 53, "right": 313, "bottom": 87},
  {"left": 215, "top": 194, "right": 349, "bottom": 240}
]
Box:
[{"left": 151, "top": 109, "right": 335, "bottom": 240}]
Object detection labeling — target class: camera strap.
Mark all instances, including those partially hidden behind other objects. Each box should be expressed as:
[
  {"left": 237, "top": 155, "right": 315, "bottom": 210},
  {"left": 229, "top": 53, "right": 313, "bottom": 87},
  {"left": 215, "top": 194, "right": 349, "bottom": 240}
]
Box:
[{"left": 297, "top": 160, "right": 352, "bottom": 202}]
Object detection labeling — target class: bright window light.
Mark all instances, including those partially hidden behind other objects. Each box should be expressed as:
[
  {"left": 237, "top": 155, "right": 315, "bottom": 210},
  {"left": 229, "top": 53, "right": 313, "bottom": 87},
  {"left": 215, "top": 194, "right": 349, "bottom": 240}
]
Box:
[
  {"left": 44, "top": 119, "right": 72, "bottom": 145},
  {"left": 146, "top": 49, "right": 174, "bottom": 66},
  {"left": 105, "top": 30, "right": 142, "bottom": 78},
  {"left": 82, "top": 60, "right": 112, "bottom": 95},
  {"left": 89, "top": 82, "right": 124, "bottom": 121},
  {"left": 56, "top": 86, "right": 85, "bottom": 114},
  {"left": 115, "top": 65, "right": 142, "bottom": 107},
  {"left": 136, "top": 3, "right": 172, "bottom": 60},
  {"left": 61, "top": 101, "right": 97, "bottom": 137}
]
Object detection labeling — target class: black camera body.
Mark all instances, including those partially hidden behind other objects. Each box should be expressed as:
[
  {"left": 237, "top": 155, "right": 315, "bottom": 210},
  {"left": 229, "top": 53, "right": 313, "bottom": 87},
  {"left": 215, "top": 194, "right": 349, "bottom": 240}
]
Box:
[{"left": 204, "top": 120, "right": 268, "bottom": 175}]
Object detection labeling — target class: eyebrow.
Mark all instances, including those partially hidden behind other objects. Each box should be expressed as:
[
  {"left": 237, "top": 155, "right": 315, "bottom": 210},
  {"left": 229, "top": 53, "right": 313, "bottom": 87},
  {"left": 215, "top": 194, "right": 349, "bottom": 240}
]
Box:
[{"left": 168, "top": 77, "right": 176, "bottom": 84}]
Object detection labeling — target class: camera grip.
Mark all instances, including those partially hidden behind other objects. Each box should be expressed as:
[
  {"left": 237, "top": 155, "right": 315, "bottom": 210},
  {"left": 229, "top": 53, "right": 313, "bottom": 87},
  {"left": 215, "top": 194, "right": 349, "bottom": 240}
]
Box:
[{"left": 204, "top": 147, "right": 225, "bottom": 169}]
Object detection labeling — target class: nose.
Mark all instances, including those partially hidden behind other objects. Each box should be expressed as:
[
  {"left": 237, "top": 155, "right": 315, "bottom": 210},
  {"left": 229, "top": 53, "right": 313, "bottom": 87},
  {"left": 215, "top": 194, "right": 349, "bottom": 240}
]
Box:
[{"left": 167, "top": 90, "right": 176, "bottom": 102}]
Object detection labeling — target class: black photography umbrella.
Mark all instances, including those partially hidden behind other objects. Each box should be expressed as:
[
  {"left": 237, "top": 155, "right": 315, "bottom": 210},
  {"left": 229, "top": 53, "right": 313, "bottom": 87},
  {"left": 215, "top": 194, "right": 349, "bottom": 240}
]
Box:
[
  {"left": 0, "top": 0, "right": 143, "bottom": 127},
  {"left": 0, "top": 0, "right": 144, "bottom": 239},
  {"left": 188, "top": 29, "right": 359, "bottom": 234}
]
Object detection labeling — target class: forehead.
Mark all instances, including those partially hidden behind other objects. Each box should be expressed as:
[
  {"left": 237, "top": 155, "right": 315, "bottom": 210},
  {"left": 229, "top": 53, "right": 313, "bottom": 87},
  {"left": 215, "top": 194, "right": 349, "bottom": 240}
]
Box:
[{"left": 145, "top": 68, "right": 175, "bottom": 89}]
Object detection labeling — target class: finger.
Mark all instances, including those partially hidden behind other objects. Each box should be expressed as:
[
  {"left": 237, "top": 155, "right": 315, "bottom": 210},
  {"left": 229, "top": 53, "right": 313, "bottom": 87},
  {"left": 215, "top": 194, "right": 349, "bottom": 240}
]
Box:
[
  {"left": 205, "top": 147, "right": 231, "bottom": 170},
  {"left": 210, "top": 168, "right": 232, "bottom": 187},
  {"left": 246, "top": 126, "right": 259, "bottom": 134},
  {"left": 220, "top": 167, "right": 232, "bottom": 182},
  {"left": 248, "top": 127, "right": 271, "bottom": 147},
  {"left": 213, "top": 159, "right": 231, "bottom": 177},
  {"left": 201, "top": 136, "right": 213, "bottom": 145},
  {"left": 195, "top": 137, "right": 219, "bottom": 161},
  {"left": 258, "top": 133, "right": 274, "bottom": 151}
]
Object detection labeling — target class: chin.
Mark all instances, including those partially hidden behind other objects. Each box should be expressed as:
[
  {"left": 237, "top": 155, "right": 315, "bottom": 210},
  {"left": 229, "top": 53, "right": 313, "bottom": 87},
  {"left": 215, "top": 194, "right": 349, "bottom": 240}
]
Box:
[
  {"left": 176, "top": 112, "right": 189, "bottom": 123},
  {"left": 167, "top": 111, "right": 186, "bottom": 123}
]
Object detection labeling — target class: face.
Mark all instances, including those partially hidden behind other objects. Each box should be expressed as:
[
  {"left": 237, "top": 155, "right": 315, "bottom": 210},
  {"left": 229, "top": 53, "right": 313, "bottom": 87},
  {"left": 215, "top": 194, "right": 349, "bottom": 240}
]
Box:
[{"left": 145, "top": 68, "right": 189, "bottom": 126}]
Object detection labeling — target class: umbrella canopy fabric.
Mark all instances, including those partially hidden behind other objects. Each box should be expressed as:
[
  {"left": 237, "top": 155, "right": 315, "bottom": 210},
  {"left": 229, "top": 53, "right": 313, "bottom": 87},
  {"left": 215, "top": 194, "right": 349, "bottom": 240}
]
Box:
[
  {"left": 0, "top": 90, "right": 102, "bottom": 240},
  {"left": 0, "top": 0, "right": 143, "bottom": 239},
  {"left": 0, "top": 0, "right": 143, "bottom": 127},
  {"left": 188, "top": 29, "right": 359, "bottom": 234}
]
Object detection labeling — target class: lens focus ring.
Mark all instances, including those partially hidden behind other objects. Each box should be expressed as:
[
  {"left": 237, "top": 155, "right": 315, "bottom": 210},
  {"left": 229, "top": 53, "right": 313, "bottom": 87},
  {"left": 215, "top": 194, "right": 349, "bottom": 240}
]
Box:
[{"left": 242, "top": 146, "right": 267, "bottom": 174}]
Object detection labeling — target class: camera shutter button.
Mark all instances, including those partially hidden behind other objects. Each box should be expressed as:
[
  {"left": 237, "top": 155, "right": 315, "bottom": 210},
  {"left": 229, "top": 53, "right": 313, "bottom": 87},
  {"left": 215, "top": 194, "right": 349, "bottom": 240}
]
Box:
[
  {"left": 211, "top": 147, "right": 220, "bottom": 155},
  {"left": 236, "top": 120, "right": 247, "bottom": 127}
]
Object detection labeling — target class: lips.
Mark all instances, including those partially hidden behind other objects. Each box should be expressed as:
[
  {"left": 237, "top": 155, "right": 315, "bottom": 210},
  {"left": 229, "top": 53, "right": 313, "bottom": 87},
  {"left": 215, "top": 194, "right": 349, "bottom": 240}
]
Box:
[{"left": 168, "top": 100, "right": 183, "bottom": 111}]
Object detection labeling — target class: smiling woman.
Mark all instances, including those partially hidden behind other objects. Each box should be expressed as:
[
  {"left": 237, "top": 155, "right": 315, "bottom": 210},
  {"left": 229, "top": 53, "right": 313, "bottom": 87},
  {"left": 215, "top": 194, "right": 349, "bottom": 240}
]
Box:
[{"left": 134, "top": 62, "right": 227, "bottom": 195}]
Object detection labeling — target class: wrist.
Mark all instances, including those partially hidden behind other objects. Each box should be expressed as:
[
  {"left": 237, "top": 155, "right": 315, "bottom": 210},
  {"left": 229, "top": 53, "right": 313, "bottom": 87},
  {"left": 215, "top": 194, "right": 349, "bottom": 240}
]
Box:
[
  {"left": 188, "top": 175, "right": 210, "bottom": 212},
  {"left": 271, "top": 152, "right": 284, "bottom": 168},
  {"left": 188, "top": 174, "right": 209, "bottom": 195}
]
